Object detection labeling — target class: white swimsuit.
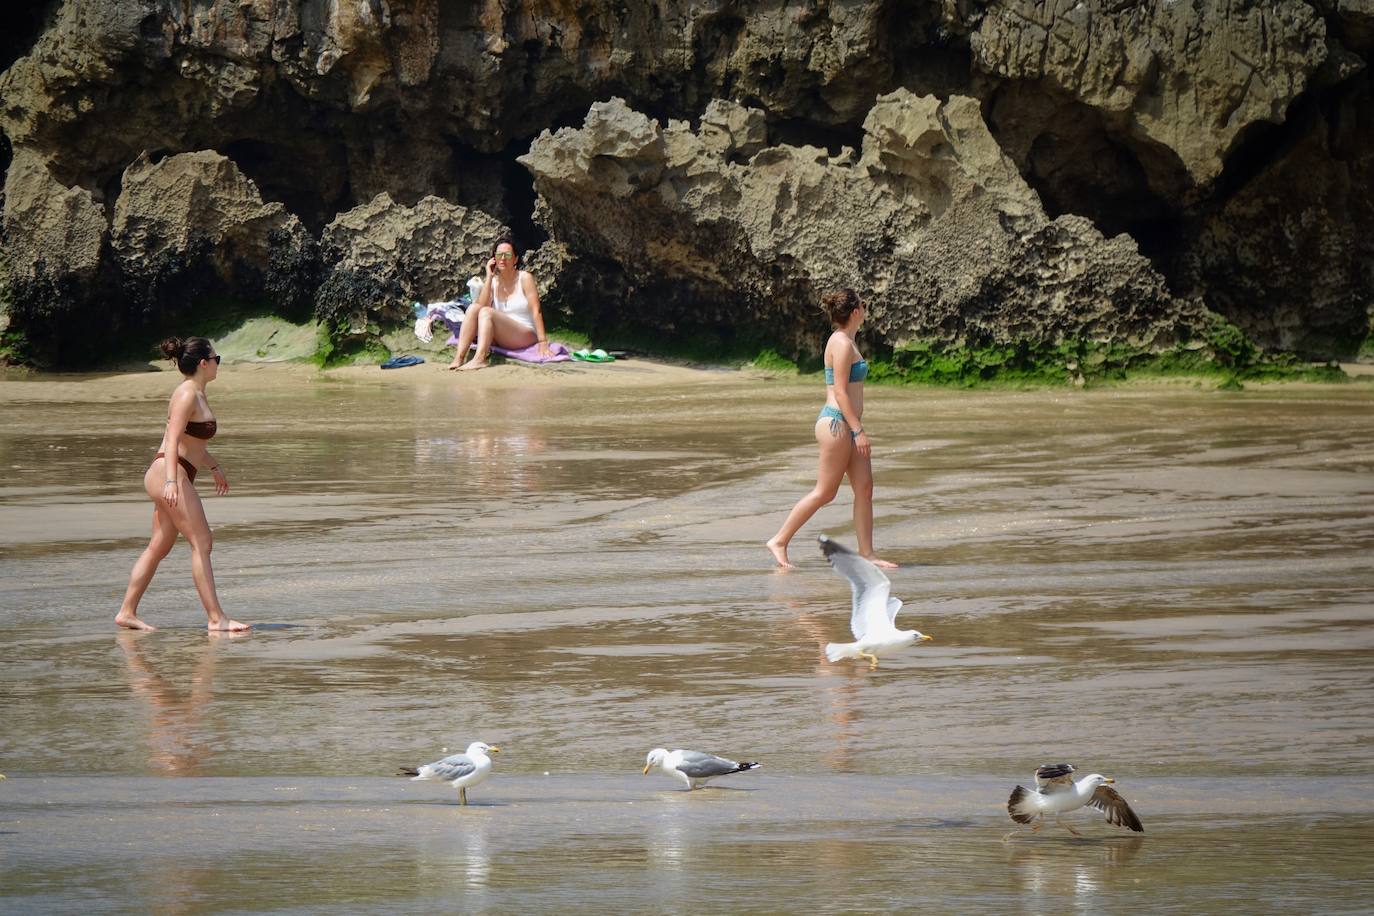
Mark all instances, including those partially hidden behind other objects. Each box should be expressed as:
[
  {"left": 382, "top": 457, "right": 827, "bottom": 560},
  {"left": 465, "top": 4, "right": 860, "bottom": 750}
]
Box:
[{"left": 493, "top": 273, "right": 535, "bottom": 331}]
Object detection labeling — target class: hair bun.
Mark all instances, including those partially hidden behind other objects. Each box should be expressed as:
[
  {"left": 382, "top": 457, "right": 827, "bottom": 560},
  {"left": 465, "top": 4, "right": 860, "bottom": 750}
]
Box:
[{"left": 158, "top": 337, "right": 185, "bottom": 362}]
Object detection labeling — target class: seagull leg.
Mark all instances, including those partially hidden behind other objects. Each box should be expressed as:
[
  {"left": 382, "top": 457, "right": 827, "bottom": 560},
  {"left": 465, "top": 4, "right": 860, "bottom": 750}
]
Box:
[
  {"left": 860, "top": 652, "right": 880, "bottom": 669},
  {"left": 1029, "top": 818, "right": 1043, "bottom": 835},
  {"left": 1056, "top": 816, "right": 1080, "bottom": 836},
  {"left": 459, "top": 787, "right": 467, "bottom": 806}
]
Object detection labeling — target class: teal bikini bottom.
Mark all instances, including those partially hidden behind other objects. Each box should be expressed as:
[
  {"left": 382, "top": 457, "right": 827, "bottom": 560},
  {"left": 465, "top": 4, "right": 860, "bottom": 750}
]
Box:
[{"left": 818, "top": 405, "right": 858, "bottom": 439}]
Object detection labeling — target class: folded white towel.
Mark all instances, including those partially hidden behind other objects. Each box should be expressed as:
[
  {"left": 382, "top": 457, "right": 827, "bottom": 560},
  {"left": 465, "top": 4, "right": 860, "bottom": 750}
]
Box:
[{"left": 414, "top": 316, "right": 434, "bottom": 343}]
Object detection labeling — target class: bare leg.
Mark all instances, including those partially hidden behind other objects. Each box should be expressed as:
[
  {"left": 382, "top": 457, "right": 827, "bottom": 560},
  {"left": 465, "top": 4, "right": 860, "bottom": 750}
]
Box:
[
  {"left": 846, "top": 442, "right": 896, "bottom": 568},
  {"left": 459, "top": 308, "right": 536, "bottom": 372},
  {"left": 117, "top": 468, "right": 181, "bottom": 630},
  {"left": 165, "top": 480, "right": 249, "bottom": 631},
  {"left": 449, "top": 304, "right": 487, "bottom": 369},
  {"left": 767, "top": 419, "right": 851, "bottom": 568}
]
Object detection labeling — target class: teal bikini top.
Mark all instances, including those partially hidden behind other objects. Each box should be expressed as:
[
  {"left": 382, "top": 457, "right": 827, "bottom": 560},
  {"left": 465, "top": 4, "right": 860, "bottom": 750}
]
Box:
[{"left": 825, "top": 359, "right": 869, "bottom": 384}]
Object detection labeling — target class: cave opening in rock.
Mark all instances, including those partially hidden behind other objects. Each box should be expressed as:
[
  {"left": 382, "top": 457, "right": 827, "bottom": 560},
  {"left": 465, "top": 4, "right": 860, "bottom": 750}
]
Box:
[
  {"left": 767, "top": 115, "right": 864, "bottom": 159},
  {"left": 985, "top": 80, "right": 1190, "bottom": 270},
  {"left": 221, "top": 137, "right": 349, "bottom": 234},
  {"left": 499, "top": 134, "right": 547, "bottom": 252},
  {"left": 0, "top": 0, "right": 54, "bottom": 75}
]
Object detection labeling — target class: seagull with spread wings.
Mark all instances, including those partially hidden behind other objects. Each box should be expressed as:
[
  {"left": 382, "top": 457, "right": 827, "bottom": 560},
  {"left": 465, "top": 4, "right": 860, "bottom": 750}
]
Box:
[
  {"left": 643, "top": 748, "right": 760, "bottom": 790},
  {"left": 400, "top": 741, "right": 500, "bottom": 805},
  {"left": 819, "top": 535, "right": 931, "bottom": 669},
  {"left": 1006, "top": 763, "right": 1144, "bottom": 837}
]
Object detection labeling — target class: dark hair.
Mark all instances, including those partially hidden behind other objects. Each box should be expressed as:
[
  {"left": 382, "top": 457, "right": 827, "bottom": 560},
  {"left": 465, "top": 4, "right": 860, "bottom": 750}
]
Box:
[
  {"left": 491, "top": 235, "right": 521, "bottom": 267},
  {"left": 159, "top": 336, "right": 215, "bottom": 375},
  {"left": 821, "top": 288, "right": 864, "bottom": 327}
]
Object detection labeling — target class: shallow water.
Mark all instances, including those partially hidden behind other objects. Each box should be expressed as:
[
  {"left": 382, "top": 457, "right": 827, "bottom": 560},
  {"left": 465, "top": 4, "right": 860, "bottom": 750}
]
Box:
[{"left": 2, "top": 373, "right": 1373, "bottom": 911}]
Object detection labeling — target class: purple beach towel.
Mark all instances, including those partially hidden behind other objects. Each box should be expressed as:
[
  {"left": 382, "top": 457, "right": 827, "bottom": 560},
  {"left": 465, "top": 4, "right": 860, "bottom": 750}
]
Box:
[
  {"left": 424, "top": 304, "right": 572, "bottom": 363},
  {"left": 443, "top": 335, "right": 573, "bottom": 363}
]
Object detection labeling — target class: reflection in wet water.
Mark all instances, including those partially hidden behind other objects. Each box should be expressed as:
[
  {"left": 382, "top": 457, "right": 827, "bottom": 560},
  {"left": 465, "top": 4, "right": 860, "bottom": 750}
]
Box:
[{"left": 2, "top": 377, "right": 1373, "bottom": 909}]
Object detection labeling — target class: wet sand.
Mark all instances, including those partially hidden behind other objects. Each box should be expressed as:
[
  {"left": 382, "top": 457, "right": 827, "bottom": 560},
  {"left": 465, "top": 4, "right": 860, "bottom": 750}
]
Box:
[{"left": 2, "top": 363, "right": 1373, "bottom": 911}]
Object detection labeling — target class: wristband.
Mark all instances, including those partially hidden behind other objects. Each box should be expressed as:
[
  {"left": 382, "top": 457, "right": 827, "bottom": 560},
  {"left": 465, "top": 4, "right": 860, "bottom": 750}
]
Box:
[
  {"left": 163, "top": 480, "right": 176, "bottom": 487},
  {"left": 853, "top": 428, "right": 864, "bottom": 436}
]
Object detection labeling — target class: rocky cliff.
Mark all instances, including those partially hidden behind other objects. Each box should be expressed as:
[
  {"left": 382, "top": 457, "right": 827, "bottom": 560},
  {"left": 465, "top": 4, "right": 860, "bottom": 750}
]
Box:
[{"left": 1, "top": 0, "right": 1369, "bottom": 371}]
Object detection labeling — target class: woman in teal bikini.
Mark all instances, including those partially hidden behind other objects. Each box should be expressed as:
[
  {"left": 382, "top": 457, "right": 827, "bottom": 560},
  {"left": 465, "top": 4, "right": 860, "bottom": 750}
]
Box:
[{"left": 767, "top": 289, "right": 896, "bottom": 570}]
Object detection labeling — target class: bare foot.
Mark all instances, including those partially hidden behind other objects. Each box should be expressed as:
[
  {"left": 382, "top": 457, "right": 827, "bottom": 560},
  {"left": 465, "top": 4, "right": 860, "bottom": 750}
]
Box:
[
  {"left": 864, "top": 555, "right": 899, "bottom": 569},
  {"left": 458, "top": 360, "right": 488, "bottom": 371},
  {"left": 447, "top": 360, "right": 464, "bottom": 370},
  {"left": 115, "top": 612, "right": 157, "bottom": 631},
  {"left": 208, "top": 618, "right": 251, "bottom": 632},
  {"left": 766, "top": 539, "right": 795, "bottom": 569}
]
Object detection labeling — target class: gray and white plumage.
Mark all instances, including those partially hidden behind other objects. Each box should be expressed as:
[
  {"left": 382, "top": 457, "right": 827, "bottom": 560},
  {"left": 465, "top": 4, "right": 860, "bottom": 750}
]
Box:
[
  {"left": 1007, "top": 763, "right": 1144, "bottom": 834},
  {"left": 819, "top": 536, "right": 931, "bottom": 668},
  {"left": 643, "top": 748, "right": 760, "bottom": 790},
  {"left": 400, "top": 741, "right": 499, "bottom": 805}
]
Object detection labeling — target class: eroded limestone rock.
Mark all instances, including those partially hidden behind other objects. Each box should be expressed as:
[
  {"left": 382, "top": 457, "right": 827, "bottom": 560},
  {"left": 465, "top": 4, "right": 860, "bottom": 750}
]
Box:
[
  {"left": 111, "top": 150, "right": 305, "bottom": 281},
  {"left": 960, "top": 0, "right": 1329, "bottom": 187},
  {"left": 2, "top": 149, "right": 106, "bottom": 281},
  {"left": 321, "top": 193, "right": 505, "bottom": 303},
  {"left": 521, "top": 93, "right": 1209, "bottom": 357}
]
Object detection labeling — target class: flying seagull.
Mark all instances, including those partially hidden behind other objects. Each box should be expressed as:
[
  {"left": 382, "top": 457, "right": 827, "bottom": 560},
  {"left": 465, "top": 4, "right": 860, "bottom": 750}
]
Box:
[
  {"left": 1007, "top": 763, "right": 1144, "bottom": 836},
  {"left": 643, "top": 748, "right": 760, "bottom": 790},
  {"left": 819, "top": 535, "right": 931, "bottom": 668},
  {"left": 400, "top": 741, "right": 500, "bottom": 805}
]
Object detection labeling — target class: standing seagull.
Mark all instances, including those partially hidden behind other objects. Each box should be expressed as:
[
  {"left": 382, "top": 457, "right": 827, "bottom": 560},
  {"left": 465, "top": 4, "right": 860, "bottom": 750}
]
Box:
[
  {"left": 819, "top": 535, "right": 931, "bottom": 669},
  {"left": 1006, "top": 763, "right": 1144, "bottom": 837},
  {"left": 400, "top": 741, "right": 500, "bottom": 805},
  {"left": 643, "top": 748, "right": 760, "bottom": 790}
]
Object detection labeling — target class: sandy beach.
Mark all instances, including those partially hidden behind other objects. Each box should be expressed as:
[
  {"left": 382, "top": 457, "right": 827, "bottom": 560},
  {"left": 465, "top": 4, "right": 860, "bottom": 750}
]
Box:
[{"left": 2, "top": 359, "right": 1373, "bottom": 911}]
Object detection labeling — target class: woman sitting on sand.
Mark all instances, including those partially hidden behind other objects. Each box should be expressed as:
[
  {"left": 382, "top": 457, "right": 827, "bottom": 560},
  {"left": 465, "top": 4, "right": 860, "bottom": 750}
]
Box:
[
  {"left": 115, "top": 337, "right": 249, "bottom": 632},
  {"left": 449, "top": 236, "right": 551, "bottom": 370},
  {"left": 766, "top": 289, "right": 896, "bottom": 570}
]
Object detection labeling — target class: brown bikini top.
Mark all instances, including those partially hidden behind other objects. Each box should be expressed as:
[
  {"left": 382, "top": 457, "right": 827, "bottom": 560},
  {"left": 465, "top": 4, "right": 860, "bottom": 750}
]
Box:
[{"left": 184, "top": 419, "right": 217, "bottom": 440}]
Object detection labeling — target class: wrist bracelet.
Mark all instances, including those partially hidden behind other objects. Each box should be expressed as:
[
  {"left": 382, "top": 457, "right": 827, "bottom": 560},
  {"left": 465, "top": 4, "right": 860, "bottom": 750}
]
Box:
[
  {"left": 163, "top": 480, "right": 176, "bottom": 486},
  {"left": 210, "top": 465, "right": 219, "bottom": 471},
  {"left": 854, "top": 428, "right": 864, "bottom": 436}
]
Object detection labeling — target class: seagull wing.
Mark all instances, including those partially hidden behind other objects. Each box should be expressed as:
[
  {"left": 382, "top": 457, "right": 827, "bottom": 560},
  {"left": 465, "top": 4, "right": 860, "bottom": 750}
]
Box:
[
  {"left": 426, "top": 753, "right": 478, "bottom": 782},
  {"left": 1034, "top": 763, "right": 1077, "bottom": 793},
  {"left": 1088, "top": 785, "right": 1144, "bottom": 832},
  {"left": 675, "top": 750, "right": 744, "bottom": 779},
  {"left": 886, "top": 597, "right": 903, "bottom": 625},
  {"left": 820, "top": 536, "right": 893, "bottom": 640}
]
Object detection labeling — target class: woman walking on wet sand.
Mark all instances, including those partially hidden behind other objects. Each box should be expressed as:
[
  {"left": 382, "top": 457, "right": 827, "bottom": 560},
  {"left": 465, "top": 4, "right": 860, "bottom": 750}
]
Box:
[
  {"left": 767, "top": 289, "right": 897, "bottom": 570},
  {"left": 116, "top": 337, "right": 249, "bottom": 632}
]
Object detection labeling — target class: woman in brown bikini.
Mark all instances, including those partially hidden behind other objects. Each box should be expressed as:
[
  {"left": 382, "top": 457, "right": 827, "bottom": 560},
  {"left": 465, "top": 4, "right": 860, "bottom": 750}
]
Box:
[{"left": 115, "top": 337, "right": 248, "bottom": 632}]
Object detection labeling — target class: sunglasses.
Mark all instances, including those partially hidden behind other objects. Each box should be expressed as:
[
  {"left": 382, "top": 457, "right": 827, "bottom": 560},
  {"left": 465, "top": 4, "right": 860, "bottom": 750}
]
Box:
[
  {"left": 207, "top": 355, "right": 221, "bottom": 364},
  {"left": 494, "top": 253, "right": 516, "bottom": 261}
]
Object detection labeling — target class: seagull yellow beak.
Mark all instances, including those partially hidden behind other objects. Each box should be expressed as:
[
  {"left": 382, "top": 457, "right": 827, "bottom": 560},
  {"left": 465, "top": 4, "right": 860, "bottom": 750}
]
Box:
[
  {"left": 642, "top": 763, "right": 652, "bottom": 775},
  {"left": 488, "top": 746, "right": 501, "bottom": 754},
  {"left": 1103, "top": 777, "right": 1115, "bottom": 783},
  {"left": 920, "top": 634, "right": 933, "bottom": 641}
]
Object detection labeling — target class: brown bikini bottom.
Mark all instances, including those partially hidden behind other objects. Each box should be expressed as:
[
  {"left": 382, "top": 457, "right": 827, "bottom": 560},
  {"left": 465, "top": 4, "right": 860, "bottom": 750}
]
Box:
[{"left": 153, "top": 452, "right": 197, "bottom": 484}]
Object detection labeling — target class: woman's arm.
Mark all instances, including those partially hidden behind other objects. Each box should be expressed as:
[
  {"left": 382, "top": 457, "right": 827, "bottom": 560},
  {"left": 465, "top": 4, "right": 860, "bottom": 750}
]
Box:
[
  {"left": 203, "top": 449, "right": 230, "bottom": 495},
  {"left": 161, "top": 386, "right": 193, "bottom": 507},
  {"left": 523, "top": 272, "right": 550, "bottom": 355},
  {"left": 474, "top": 257, "right": 497, "bottom": 309}
]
